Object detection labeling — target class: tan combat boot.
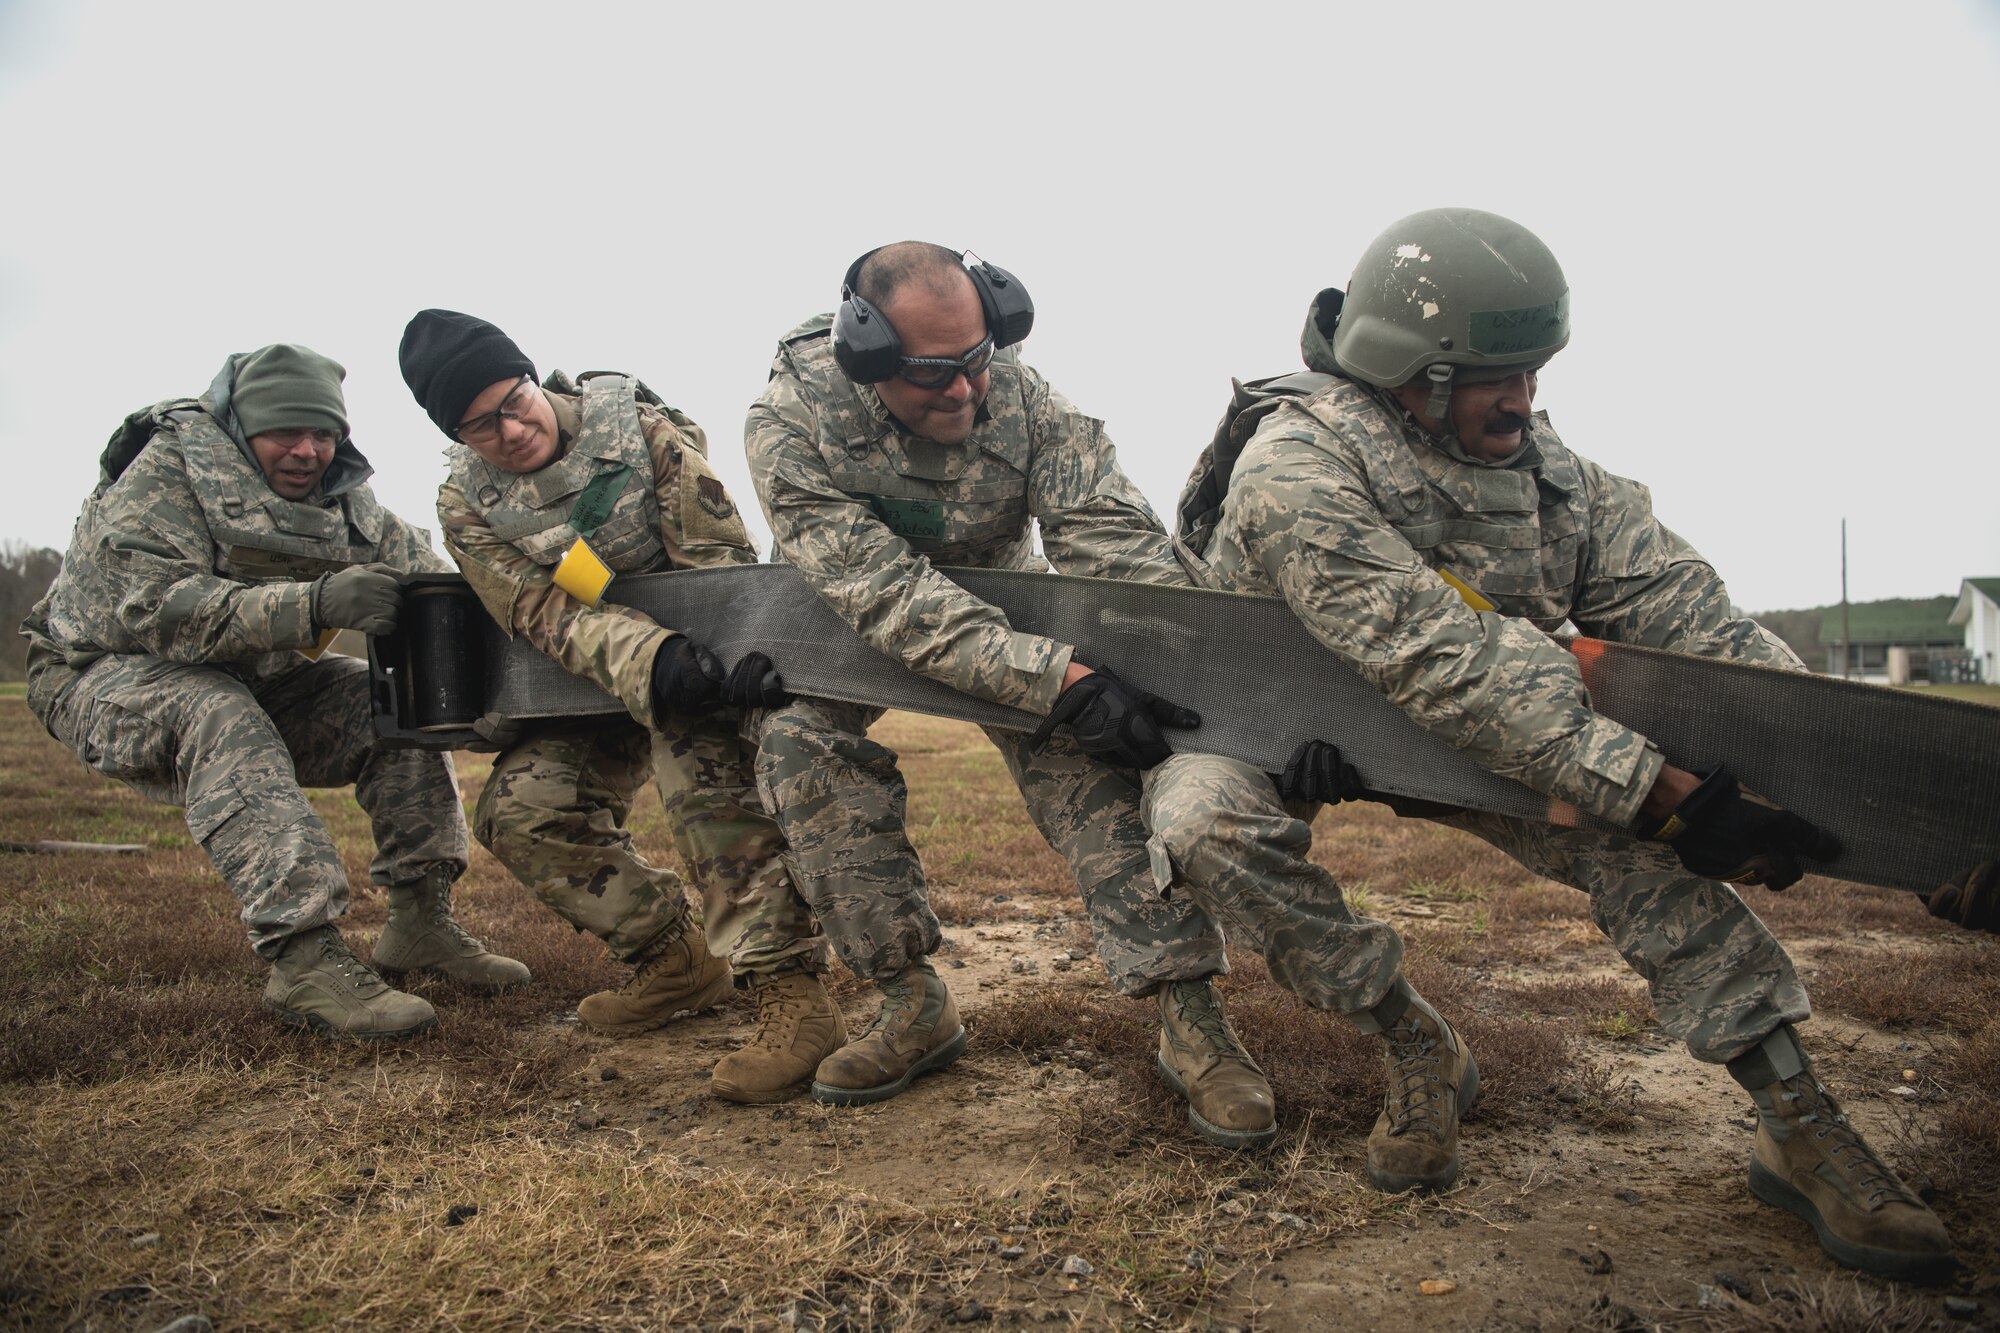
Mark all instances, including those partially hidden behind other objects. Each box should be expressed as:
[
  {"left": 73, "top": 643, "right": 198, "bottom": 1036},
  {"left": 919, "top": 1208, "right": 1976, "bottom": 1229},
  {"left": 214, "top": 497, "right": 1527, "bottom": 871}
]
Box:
[
  {"left": 265, "top": 925, "right": 437, "bottom": 1040},
  {"left": 1155, "top": 977, "right": 1278, "bottom": 1150},
  {"left": 711, "top": 969, "right": 848, "bottom": 1104},
  {"left": 372, "top": 866, "right": 532, "bottom": 992},
  {"left": 1732, "top": 1027, "right": 1954, "bottom": 1283},
  {"left": 576, "top": 920, "right": 732, "bottom": 1035},
  {"left": 1351, "top": 977, "right": 1478, "bottom": 1193},
  {"left": 812, "top": 960, "right": 966, "bottom": 1105}
]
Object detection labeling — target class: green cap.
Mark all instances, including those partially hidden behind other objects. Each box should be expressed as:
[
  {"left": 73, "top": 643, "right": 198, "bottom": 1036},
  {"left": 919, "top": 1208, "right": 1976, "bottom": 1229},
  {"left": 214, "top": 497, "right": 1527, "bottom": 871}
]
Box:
[{"left": 230, "top": 344, "right": 349, "bottom": 439}]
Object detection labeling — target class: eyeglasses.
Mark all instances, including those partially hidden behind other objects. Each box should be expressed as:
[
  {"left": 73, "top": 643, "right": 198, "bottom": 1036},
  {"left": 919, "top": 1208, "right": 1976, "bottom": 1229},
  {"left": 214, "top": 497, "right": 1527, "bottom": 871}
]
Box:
[
  {"left": 257, "top": 428, "right": 336, "bottom": 452},
  {"left": 455, "top": 375, "right": 538, "bottom": 445},
  {"left": 896, "top": 335, "right": 994, "bottom": 390}
]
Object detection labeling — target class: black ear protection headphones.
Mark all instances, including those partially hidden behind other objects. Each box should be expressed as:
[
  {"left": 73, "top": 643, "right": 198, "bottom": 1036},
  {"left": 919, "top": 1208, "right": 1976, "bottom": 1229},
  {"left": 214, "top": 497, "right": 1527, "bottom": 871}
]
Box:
[{"left": 831, "top": 248, "right": 1036, "bottom": 384}]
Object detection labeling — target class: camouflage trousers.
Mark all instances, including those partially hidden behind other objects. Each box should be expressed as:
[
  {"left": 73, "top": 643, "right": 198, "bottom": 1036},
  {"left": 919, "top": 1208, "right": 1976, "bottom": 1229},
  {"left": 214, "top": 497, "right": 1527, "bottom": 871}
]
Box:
[
  {"left": 38, "top": 652, "right": 467, "bottom": 960},
  {"left": 477, "top": 707, "right": 824, "bottom": 974},
  {"left": 755, "top": 698, "right": 1228, "bottom": 993},
  {"left": 1141, "top": 753, "right": 1810, "bottom": 1064}
]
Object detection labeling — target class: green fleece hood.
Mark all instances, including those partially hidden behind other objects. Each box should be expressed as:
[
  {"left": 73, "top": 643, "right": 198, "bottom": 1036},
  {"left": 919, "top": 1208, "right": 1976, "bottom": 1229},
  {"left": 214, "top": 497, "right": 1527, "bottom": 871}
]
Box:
[{"left": 1300, "top": 287, "right": 1344, "bottom": 376}]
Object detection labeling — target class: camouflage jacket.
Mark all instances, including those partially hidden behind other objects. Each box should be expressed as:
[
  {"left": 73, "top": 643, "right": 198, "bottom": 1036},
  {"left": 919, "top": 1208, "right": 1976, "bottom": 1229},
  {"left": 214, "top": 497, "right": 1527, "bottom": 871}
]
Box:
[
  {"left": 32, "top": 402, "right": 445, "bottom": 690},
  {"left": 437, "top": 374, "right": 754, "bottom": 729},
  {"left": 1191, "top": 375, "right": 1799, "bottom": 827},
  {"left": 745, "top": 314, "right": 1188, "bottom": 715}
]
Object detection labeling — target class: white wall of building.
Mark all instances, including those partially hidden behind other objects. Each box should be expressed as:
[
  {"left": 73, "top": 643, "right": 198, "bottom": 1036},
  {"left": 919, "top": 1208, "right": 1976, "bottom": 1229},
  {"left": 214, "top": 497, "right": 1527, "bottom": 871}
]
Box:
[
  {"left": 1973, "top": 591, "right": 1999, "bottom": 684},
  {"left": 1952, "top": 582, "right": 2000, "bottom": 684}
]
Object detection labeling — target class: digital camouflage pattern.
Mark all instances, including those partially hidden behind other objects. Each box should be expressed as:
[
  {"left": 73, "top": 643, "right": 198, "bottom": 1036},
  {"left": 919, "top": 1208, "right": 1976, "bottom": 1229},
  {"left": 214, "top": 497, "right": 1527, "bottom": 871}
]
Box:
[
  {"left": 750, "top": 699, "right": 944, "bottom": 978},
  {"left": 439, "top": 374, "right": 756, "bottom": 727},
  {"left": 1141, "top": 755, "right": 1403, "bottom": 1011},
  {"left": 757, "top": 697, "right": 1226, "bottom": 990},
  {"left": 40, "top": 653, "right": 467, "bottom": 959},
  {"left": 1149, "top": 314, "right": 1810, "bottom": 1062},
  {"left": 745, "top": 317, "right": 1225, "bottom": 992},
  {"left": 1437, "top": 809, "right": 1808, "bottom": 1061},
  {"left": 38, "top": 403, "right": 447, "bottom": 675},
  {"left": 25, "top": 401, "right": 464, "bottom": 959},
  {"left": 746, "top": 314, "right": 1191, "bottom": 716},
  {"left": 1143, "top": 754, "right": 1809, "bottom": 1062},
  {"left": 1187, "top": 373, "right": 1799, "bottom": 828},
  {"left": 440, "top": 374, "right": 825, "bottom": 974}
]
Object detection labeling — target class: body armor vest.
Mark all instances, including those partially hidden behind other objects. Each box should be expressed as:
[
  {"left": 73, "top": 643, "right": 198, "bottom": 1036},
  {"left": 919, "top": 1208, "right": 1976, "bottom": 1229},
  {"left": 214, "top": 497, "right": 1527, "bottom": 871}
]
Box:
[
  {"left": 777, "top": 317, "right": 1042, "bottom": 572},
  {"left": 447, "top": 375, "right": 670, "bottom": 575},
  {"left": 1197, "top": 376, "right": 1593, "bottom": 634},
  {"left": 167, "top": 406, "right": 386, "bottom": 581}
]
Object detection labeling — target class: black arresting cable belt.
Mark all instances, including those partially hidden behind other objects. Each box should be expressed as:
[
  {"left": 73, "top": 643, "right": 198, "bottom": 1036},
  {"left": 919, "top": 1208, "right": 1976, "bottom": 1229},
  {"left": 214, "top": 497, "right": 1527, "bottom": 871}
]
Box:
[{"left": 370, "top": 566, "right": 1999, "bottom": 898}]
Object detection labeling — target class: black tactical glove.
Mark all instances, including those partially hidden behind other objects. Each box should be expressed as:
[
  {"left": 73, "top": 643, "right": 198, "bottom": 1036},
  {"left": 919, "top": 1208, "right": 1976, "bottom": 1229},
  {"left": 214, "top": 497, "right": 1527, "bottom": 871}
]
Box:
[
  {"left": 1923, "top": 862, "right": 1999, "bottom": 934},
  {"left": 722, "top": 652, "right": 792, "bottom": 710},
  {"left": 1636, "top": 767, "right": 1841, "bottom": 891},
  {"left": 650, "top": 636, "right": 725, "bottom": 717},
  {"left": 1273, "top": 740, "right": 1365, "bottom": 805},
  {"left": 311, "top": 563, "right": 403, "bottom": 636},
  {"left": 1029, "top": 666, "right": 1200, "bottom": 771}
]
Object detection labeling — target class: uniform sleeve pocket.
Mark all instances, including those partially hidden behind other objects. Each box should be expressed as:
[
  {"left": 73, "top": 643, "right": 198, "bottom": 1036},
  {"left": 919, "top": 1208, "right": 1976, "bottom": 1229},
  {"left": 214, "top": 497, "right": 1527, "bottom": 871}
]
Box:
[
  {"left": 1572, "top": 714, "right": 1645, "bottom": 787},
  {"left": 458, "top": 558, "right": 528, "bottom": 637},
  {"left": 678, "top": 449, "right": 753, "bottom": 552}
]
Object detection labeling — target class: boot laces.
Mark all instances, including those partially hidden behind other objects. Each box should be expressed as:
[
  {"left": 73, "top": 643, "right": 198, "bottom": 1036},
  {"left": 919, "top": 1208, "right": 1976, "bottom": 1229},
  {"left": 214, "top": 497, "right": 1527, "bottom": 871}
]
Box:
[
  {"left": 317, "top": 931, "right": 387, "bottom": 996},
  {"left": 431, "top": 909, "right": 488, "bottom": 953},
  {"left": 1781, "top": 1079, "right": 1911, "bottom": 1210},
  {"left": 1168, "top": 976, "right": 1232, "bottom": 1048},
  {"left": 418, "top": 890, "right": 488, "bottom": 952},
  {"left": 623, "top": 935, "right": 688, "bottom": 993},
  {"left": 862, "top": 975, "right": 918, "bottom": 1037},
  {"left": 1383, "top": 1012, "right": 1450, "bottom": 1138},
  {"left": 1170, "top": 983, "right": 1245, "bottom": 1066},
  {"left": 754, "top": 972, "right": 810, "bottom": 1022}
]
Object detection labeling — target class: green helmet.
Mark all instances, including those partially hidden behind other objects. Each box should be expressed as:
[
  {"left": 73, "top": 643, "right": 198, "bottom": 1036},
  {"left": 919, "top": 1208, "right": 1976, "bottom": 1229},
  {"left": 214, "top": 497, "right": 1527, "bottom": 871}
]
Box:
[{"left": 1332, "top": 208, "right": 1570, "bottom": 408}]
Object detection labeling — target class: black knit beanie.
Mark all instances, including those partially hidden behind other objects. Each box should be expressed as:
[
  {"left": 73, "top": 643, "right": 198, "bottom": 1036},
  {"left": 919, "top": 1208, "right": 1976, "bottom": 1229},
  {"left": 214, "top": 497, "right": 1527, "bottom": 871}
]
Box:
[{"left": 398, "top": 309, "right": 537, "bottom": 436}]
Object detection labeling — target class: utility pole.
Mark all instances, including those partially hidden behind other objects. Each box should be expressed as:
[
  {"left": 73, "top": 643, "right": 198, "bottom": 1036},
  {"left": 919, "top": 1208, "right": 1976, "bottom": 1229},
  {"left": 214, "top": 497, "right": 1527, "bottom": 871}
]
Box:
[{"left": 1840, "top": 518, "right": 1851, "bottom": 680}]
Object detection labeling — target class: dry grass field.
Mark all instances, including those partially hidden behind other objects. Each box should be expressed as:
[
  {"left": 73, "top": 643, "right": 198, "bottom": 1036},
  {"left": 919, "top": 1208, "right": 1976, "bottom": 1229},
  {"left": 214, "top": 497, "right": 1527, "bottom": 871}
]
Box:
[{"left": 3, "top": 694, "right": 1996, "bottom": 1331}]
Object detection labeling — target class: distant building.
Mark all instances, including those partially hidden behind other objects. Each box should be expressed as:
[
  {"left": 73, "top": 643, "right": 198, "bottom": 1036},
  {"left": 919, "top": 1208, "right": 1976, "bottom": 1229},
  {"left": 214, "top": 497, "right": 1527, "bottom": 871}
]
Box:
[
  {"left": 1817, "top": 597, "right": 1960, "bottom": 683},
  {"left": 1948, "top": 578, "right": 2000, "bottom": 684}
]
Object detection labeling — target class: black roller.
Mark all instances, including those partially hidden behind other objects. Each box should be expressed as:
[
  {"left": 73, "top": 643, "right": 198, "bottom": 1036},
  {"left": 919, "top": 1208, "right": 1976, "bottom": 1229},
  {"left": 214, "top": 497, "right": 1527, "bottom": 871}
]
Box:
[{"left": 402, "top": 583, "right": 484, "bottom": 731}]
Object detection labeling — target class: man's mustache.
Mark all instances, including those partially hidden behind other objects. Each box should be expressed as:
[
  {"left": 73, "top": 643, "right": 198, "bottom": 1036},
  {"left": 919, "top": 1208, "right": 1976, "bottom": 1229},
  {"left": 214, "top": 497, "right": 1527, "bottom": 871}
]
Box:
[{"left": 1485, "top": 412, "right": 1528, "bottom": 435}]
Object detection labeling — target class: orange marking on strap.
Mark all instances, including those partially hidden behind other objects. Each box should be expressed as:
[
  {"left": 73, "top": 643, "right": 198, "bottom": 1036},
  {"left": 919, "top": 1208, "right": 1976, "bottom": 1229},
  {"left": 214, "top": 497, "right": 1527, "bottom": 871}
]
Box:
[
  {"left": 1567, "top": 637, "right": 1608, "bottom": 691},
  {"left": 1546, "top": 797, "right": 1584, "bottom": 829}
]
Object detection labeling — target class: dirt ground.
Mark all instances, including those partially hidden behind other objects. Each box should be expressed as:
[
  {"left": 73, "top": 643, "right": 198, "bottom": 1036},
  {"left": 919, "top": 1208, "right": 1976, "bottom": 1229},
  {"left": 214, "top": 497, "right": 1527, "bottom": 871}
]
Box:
[
  {"left": 2, "top": 698, "right": 1996, "bottom": 1331},
  {"left": 452, "top": 933, "right": 1993, "bottom": 1331}
]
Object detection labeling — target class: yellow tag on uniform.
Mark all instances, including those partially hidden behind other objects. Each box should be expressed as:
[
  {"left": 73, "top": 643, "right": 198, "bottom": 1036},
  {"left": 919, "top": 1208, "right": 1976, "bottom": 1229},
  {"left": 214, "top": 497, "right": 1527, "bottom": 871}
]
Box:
[
  {"left": 297, "top": 628, "right": 341, "bottom": 661},
  {"left": 1438, "top": 567, "right": 1496, "bottom": 612},
  {"left": 553, "top": 536, "right": 615, "bottom": 607}
]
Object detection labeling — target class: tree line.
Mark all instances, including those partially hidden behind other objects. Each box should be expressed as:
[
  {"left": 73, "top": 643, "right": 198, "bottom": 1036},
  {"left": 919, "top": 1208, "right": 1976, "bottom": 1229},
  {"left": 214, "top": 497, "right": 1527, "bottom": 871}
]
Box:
[{"left": 0, "top": 544, "right": 62, "bottom": 680}]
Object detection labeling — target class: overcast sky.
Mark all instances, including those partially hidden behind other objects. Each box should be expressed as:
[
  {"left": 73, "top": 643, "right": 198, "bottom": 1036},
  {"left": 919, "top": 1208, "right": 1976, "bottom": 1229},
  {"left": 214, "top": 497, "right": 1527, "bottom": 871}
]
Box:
[{"left": 2, "top": 1, "right": 1994, "bottom": 613}]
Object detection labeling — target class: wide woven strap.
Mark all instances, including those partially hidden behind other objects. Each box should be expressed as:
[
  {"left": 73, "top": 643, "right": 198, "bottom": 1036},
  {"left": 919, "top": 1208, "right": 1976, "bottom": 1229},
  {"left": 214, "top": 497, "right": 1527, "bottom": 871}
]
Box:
[{"left": 376, "top": 565, "right": 1999, "bottom": 896}]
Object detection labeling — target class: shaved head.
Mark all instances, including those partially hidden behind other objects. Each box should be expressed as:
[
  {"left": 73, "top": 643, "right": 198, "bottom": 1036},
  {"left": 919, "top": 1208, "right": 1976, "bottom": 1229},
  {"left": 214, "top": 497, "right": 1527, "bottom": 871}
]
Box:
[{"left": 855, "top": 241, "right": 971, "bottom": 312}]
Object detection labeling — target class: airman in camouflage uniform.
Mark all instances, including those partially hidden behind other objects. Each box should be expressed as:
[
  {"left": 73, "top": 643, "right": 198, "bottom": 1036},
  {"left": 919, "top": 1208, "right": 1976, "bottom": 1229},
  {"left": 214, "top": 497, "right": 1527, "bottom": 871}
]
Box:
[
  {"left": 22, "top": 344, "right": 526, "bottom": 1041},
  {"left": 405, "top": 310, "right": 836, "bottom": 1104},
  {"left": 745, "top": 242, "right": 1268, "bottom": 1135},
  {"left": 1150, "top": 209, "right": 1954, "bottom": 1279}
]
